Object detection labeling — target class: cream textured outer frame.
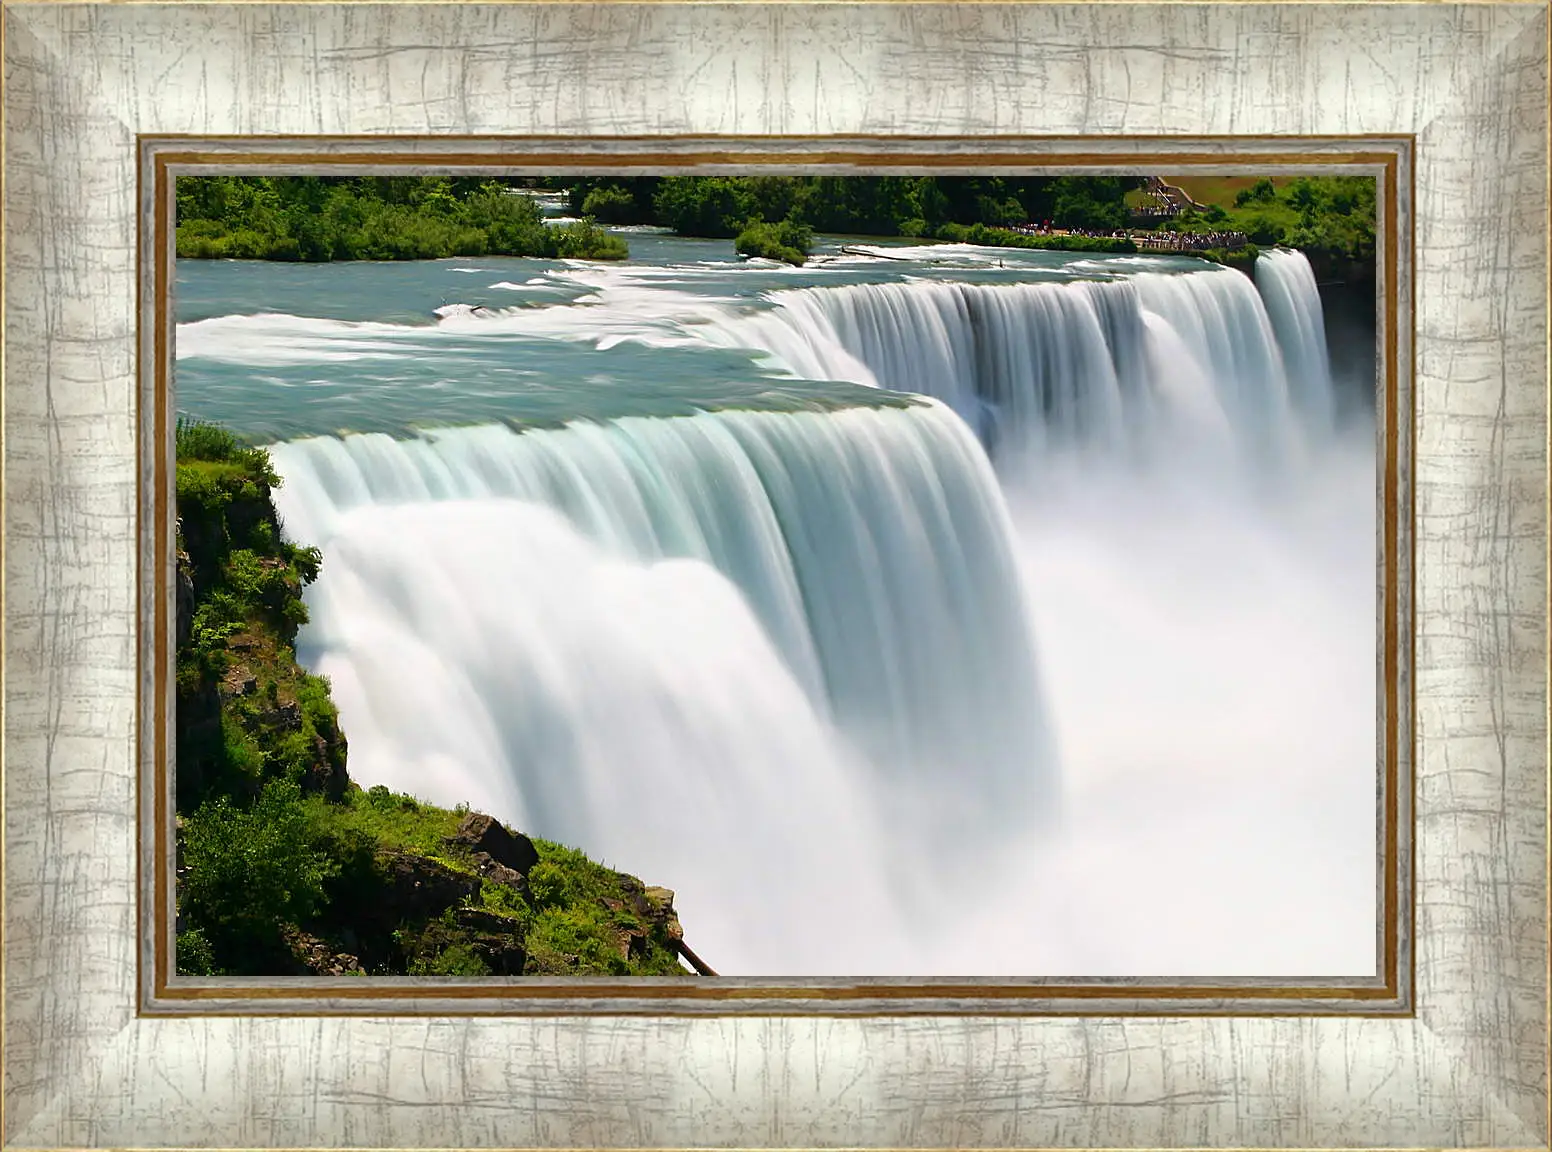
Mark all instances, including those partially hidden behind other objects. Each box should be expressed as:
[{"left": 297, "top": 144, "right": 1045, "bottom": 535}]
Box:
[{"left": 2, "top": 2, "right": 1548, "bottom": 1148}]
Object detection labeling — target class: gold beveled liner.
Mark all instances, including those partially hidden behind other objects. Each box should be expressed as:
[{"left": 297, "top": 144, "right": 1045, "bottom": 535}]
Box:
[{"left": 143, "top": 140, "right": 1410, "bottom": 1014}]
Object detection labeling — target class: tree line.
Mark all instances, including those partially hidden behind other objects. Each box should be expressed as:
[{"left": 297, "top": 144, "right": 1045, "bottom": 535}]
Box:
[
  {"left": 566, "top": 173, "right": 1144, "bottom": 262},
  {"left": 175, "top": 175, "right": 627, "bottom": 262},
  {"left": 174, "top": 174, "right": 1144, "bottom": 264},
  {"left": 174, "top": 173, "right": 1376, "bottom": 275}
]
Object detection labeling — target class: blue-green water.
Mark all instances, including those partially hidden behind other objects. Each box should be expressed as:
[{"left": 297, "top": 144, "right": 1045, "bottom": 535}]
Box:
[{"left": 174, "top": 232, "right": 1210, "bottom": 440}]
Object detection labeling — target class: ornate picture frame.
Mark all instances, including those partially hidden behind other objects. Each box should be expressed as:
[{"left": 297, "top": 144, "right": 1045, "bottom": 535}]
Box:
[{"left": 4, "top": 3, "right": 1547, "bottom": 1147}]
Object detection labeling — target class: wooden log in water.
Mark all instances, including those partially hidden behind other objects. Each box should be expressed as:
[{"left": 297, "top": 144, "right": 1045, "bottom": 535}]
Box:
[{"left": 840, "top": 245, "right": 911, "bottom": 262}]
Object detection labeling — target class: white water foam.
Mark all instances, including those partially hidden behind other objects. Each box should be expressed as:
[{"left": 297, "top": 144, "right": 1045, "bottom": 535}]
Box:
[
  {"left": 271, "top": 403, "right": 1058, "bottom": 973},
  {"left": 264, "top": 248, "right": 1375, "bottom": 976}
]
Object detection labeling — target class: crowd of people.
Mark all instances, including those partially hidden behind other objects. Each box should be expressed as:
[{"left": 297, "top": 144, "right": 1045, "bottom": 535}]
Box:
[
  {"left": 1009, "top": 221, "right": 1248, "bottom": 250},
  {"left": 1132, "top": 229, "right": 1249, "bottom": 250}
]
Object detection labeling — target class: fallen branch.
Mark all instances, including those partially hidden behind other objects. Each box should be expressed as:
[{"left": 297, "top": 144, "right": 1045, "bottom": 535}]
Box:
[
  {"left": 840, "top": 245, "right": 911, "bottom": 262},
  {"left": 673, "top": 938, "right": 718, "bottom": 977}
]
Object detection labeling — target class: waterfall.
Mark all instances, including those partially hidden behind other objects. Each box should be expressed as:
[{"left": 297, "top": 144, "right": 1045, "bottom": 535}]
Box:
[
  {"left": 269, "top": 402, "right": 1057, "bottom": 970},
  {"left": 699, "top": 261, "right": 1337, "bottom": 476},
  {"left": 1254, "top": 248, "right": 1337, "bottom": 433},
  {"left": 248, "top": 245, "right": 1369, "bottom": 977}
]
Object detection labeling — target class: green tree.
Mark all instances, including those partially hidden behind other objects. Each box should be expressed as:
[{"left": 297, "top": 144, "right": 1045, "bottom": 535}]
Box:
[
  {"left": 735, "top": 218, "right": 813, "bottom": 265},
  {"left": 652, "top": 177, "right": 759, "bottom": 238},
  {"left": 1049, "top": 176, "right": 1129, "bottom": 230},
  {"left": 580, "top": 185, "right": 639, "bottom": 224},
  {"left": 178, "top": 778, "right": 337, "bottom": 967},
  {"left": 1287, "top": 178, "right": 1320, "bottom": 211},
  {"left": 1235, "top": 177, "right": 1278, "bottom": 207}
]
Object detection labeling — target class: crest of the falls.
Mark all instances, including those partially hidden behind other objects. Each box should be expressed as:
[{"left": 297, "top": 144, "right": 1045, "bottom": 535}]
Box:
[{"left": 696, "top": 254, "right": 1336, "bottom": 476}]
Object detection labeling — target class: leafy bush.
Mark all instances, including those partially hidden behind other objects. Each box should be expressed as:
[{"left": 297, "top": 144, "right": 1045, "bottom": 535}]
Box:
[
  {"left": 734, "top": 218, "right": 813, "bottom": 265},
  {"left": 176, "top": 417, "right": 274, "bottom": 472},
  {"left": 580, "top": 185, "right": 638, "bottom": 224},
  {"left": 178, "top": 778, "right": 337, "bottom": 965},
  {"left": 480, "top": 880, "right": 533, "bottom": 924},
  {"left": 526, "top": 906, "right": 631, "bottom": 974},
  {"left": 175, "top": 927, "right": 220, "bottom": 976},
  {"left": 409, "top": 941, "right": 492, "bottom": 977},
  {"left": 551, "top": 219, "right": 629, "bottom": 261},
  {"left": 1235, "top": 177, "right": 1278, "bottom": 207}
]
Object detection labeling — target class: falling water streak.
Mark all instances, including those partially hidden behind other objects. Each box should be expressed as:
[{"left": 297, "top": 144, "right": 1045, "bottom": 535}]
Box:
[
  {"left": 691, "top": 263, "right": 1336, "bottom": 483},
  {"left": 1253, "top": 248, "right": 1337, "bottom": 434}
]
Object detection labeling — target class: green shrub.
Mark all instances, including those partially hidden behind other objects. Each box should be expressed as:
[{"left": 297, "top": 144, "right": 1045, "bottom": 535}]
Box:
[
  {"left": 526, "top": 858, "right": 589, "bottom": 911},
  {"left": 735, "top": 218, "right": 813, "bottom": 266},
  {"left": 175, "top": 927, "right": 220, "bottom": 976},
  {"left": 480, "top": 880, "right": 533, "bottom": 924},
  {"left": 581, "top": 185, "right": 638, "bottom": 223},
  {"left": 550, "top": 219, "right": 628, "bottom": 261},
  {"left": 1235, "top": 177, "right": 1278, "bottom": 207},
  {"left": 409, "top": 942, "right": 492, "bottom": 977},
  {"left": 526, "top": 906, "right": 630, "bottom": 974},
  {"left": 178, "top": 778, "right": 337, "bottom": 965}
]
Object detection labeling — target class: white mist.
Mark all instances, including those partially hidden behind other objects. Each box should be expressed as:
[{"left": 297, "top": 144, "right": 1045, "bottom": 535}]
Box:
[{"left": 268, "top": 250, "right": 1376, "bottom": 978}]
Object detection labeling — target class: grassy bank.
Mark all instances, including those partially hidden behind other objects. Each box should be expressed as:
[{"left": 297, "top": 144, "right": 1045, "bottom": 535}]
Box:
[
  {"left": 1148, "top": 175, "right": 1376, "bottom": 282},
  {"left": 931, "top": 222, "right": 1137, "bottom": 253},
  {"left": 174, "top": 420, "right": 697, "bottom": 978}
]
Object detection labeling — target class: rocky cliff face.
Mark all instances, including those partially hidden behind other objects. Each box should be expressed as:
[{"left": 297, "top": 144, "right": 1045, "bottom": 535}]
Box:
[
  {"left": 275, "top": 810, "right": 699, "bottom": 978},
  {"left": 173, "top": 422, "right": 703, "bottom": 979}
]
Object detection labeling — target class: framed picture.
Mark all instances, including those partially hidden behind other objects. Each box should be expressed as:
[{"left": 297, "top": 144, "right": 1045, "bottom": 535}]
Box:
[
  {"left": 151, "top": 144, "right": 1402, "bottom": 1007},
  {"left": 3, "top": 2, "right": 1547, "bottom": 1148}
]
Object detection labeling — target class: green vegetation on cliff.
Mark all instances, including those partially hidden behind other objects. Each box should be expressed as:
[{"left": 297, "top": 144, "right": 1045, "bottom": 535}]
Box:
[
  {"left": 174, "top": 420, "right": 698, "bottom": 978},
  {"left": 176, "top": 176, "right": 628, "bottom": 262}
]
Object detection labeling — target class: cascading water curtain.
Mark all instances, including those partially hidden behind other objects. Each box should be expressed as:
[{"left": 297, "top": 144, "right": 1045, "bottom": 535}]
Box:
[{"left": 244, "top": 247, "right": 1370, "bottom": 977}]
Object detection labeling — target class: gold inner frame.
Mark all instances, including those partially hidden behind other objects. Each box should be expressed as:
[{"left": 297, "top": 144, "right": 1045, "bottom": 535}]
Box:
[{"left": 140, "top": 138, "right": 1413, "bottom": 1015}]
